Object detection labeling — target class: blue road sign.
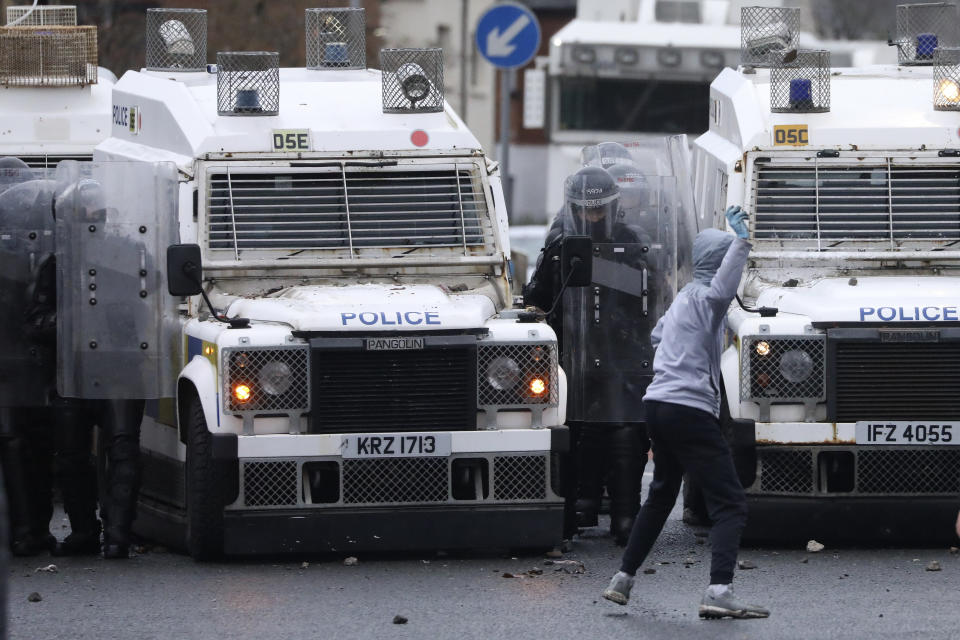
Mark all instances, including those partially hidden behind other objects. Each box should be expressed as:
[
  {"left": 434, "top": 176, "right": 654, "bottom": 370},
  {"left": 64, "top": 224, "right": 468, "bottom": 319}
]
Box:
[{"left": 476, "top": 2, "right": 541, "bottom": 69}]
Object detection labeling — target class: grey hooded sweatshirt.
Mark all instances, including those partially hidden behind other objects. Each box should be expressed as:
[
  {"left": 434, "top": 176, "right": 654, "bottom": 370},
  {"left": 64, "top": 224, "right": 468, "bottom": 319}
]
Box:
[{"left": 642, "top": 229, "right": 752, "bottom": 418}]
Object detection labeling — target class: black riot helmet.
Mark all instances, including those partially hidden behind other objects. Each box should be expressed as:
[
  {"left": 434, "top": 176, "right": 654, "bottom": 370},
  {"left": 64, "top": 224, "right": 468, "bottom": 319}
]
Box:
[
  {"left": 564, "top": 166, "right": 620, "bottom": 240},
  {"left": 596, "top": 142, "right": 635, "bottom": 169}
]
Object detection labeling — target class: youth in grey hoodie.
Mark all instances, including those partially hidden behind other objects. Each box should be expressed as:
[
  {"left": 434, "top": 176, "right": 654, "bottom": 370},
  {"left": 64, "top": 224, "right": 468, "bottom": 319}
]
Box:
[{"left": 642, "top": 229, "right": 752, "bottom": 417}]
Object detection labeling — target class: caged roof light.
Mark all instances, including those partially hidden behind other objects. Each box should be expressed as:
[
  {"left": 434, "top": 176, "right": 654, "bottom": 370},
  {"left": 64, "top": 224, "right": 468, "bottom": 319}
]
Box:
[
  {"left": 306, "top": 7, "right": 366, "bottom": 70},
  {"left": 893, "top": 3, "right": 960, "bottom": 65},
  {"left": 0, "top": 25, "right": 98, "bottom": 87},
  {"left": 740, "top": 5, "right": 800, "bottom": 68},
  {"left": 6, "top": 5, "right": 76, "bottom": 26},
  {"left": 770, "top": 49, "right": 831, "bottom": 113},
  {"left": 145, "top": 8, "right": 207, "bottom": 72},
  {"left": 934, "top": 46, "right": 960, "bottom": 109},
  {"left": 216, "top": 51, "right": 280, "bottom": 116},
  {"left": 380, "top": 48, "right": 444, "bottom": 113}
]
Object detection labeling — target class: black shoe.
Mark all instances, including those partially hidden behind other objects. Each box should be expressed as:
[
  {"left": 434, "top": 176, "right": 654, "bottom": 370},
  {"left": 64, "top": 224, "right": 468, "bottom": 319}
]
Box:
[
  {"left": 12, "top": 532, "right": 57, "bottom": 557},
  {"left": 575, "top": 499, "right": 599, "bottom": 528},
  {"left": 103, "top": 542, "right": 130, "bottom": 560},
  {"left": 54, "top": 530, "right": 102, "bottom": 557},
  {"left": 682, "top": 507, "right": 711, "bottom": 527},
  {"left": 610, "top": 515, "right": 635, "bottom": 546}
]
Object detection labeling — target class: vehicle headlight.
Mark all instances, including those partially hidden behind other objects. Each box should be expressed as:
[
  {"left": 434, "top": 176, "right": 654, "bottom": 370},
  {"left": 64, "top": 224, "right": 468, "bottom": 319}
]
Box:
[
  {"left": 486, "top": 356, "right": 521, "bottom": 391},
  {"left": 779, "top": 349, "right": 814, "bottom": 383},
  {"left": 258, "top": 360, "right": 293, "bottom": 395}
]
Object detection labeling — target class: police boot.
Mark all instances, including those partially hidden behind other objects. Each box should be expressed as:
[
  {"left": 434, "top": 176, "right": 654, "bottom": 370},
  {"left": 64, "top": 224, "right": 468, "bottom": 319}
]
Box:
[
  {"left": 100, "top": 400, "right": 144, "bottom": 559},
  {"left": 609, "top": 424, "right": 645, "bottom": 546},
  {"left": 575, "top": 424, "right": 605, "bottom": 528},
  {"left": 0, "top": 432, "right": 52, "bottom": 556},
  {"left": 54, "top": 400, "right": 100, "bottom": 545}
]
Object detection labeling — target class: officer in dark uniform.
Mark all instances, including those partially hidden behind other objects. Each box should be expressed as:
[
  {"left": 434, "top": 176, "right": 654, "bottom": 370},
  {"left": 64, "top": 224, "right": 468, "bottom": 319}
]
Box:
[
  {"left": 524, "top": 166, "right": 653, "bottom": 545},
  {"left": 50, "top": 178, "right": 146, "bottom": 559},
  {"left": 0, "top": 168, "right": 61, "bottom": 556}
]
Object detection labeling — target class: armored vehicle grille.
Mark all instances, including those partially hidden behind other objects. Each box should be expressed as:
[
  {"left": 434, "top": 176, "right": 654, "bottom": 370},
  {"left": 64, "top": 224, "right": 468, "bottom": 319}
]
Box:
[
  {"left": 207, "top": 166, "right": 487, "bottom": 252},
  {"left": 753, "top": 162, "right": 960, "bottom": 243},
  {"left": 750, "top": 447, "right": 960, "bottom": 496},
  {"left": 832, "top": 341, "right": 960, "bottom": 421},
  {"left": 342, "top": 458, "right": 448, "bottom": 504},
  {"left": 857, "top": 449, "right": 960, "bottom": 494},
  {"left": 310, "top": 345, "right": 477, "bottom": 433}
]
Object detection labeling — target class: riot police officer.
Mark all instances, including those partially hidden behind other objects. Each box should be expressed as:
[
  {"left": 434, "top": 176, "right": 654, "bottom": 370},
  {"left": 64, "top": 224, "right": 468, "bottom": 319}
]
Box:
[
  {"left": 525, "top": 166, "right": 653, "bottom": 545},
  {"left": 0, "top": 162, "right": 59, "bottom": 556},
  {"left": 50, "top": 177, "right": 146, "bottom": 559}
]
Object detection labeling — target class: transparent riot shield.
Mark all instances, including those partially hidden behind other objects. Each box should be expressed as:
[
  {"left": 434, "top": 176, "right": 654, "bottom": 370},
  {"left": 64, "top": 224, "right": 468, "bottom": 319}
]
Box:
[
  {"left": 561, "top": 145, "right": 681, "bottom": 424},
  {"left": 55, "top": 161, "right": 179, "bottom": 400},
  {"left": 0, "top": 170, "right": 58, "bottom": 407}
]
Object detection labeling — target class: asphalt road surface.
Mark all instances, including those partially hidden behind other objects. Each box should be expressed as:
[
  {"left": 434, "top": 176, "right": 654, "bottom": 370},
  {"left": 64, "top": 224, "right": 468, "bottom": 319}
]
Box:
[{"left": 7, "top": 488, "right": 960, "bottom": 640}]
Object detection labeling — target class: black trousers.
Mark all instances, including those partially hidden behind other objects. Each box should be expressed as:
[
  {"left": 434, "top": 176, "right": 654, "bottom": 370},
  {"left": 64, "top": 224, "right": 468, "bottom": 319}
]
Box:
[{"left": 619, "top": 400, "right": 747, "bottom": 585}]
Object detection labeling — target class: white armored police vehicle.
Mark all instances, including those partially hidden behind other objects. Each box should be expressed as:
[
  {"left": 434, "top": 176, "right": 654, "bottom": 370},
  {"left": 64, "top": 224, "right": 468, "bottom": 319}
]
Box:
[
  {"left": 94, "top": 8, "right": 568, "bottom": 558},
  {"left": 694, "top": 3, "right": 960, "bottom": 540},
  {"left": 0, "top": 4, "right": 117, "bottom": 167}
]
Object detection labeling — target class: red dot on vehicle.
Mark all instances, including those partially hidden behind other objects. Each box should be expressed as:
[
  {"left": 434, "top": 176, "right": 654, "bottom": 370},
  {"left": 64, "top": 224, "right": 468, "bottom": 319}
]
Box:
[{"left": 411, "top": 130, "right": 429, "bottom": 147}]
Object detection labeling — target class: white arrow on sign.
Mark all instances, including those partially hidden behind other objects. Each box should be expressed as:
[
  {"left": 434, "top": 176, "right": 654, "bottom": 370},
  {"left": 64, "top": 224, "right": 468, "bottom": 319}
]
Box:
[{"left": 485, "top": 13, "right": 531, "bottom": 58}]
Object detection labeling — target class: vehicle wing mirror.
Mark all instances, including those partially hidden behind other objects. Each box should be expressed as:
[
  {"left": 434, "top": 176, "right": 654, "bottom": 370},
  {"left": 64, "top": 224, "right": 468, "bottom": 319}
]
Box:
[
  {"left": 561, "top": 235, "right": 593, "bottom": 288},
  {"left": 167, "top": 243, "right": 203, "bottom": 297}
]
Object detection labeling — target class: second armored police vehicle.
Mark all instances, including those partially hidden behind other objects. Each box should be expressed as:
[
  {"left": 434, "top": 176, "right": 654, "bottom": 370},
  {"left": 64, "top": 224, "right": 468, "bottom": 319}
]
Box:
[{"left": 694, "top": 4, "right": 960, "bottom": 540}]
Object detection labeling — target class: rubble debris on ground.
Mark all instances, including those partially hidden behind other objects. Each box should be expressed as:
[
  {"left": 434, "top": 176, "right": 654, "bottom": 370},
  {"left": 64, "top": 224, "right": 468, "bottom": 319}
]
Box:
[
  {"left": 926, "top": 561, "right": 942, "bottom": 572},
  {"left": 343, "top": 557, "right": 358, "bottom": 566},
  {"left": 806, "top": 540, "right": 825, "bottom": 553},
  {"left": 737, "top": 560, "right": 757, "bottom": 570},
  {"left": 542, "top": 559, "right": 586, "bottom": 574},
  {"left": 392, "top": 615, "right": 408, "bottom": 624},
  {"left": 34, "top": 564, "right": 57, "bottom": 573},
  {"left": 643, "top": 568, "right": 656, "bottom": 575},
  {"left": 27, "top": 592, "right": 42, "bottom": 603}
]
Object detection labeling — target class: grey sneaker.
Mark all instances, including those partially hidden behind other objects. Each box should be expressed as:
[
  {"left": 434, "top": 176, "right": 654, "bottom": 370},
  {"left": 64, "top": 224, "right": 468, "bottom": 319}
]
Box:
[
  {"left": 601, "top": 571, "right": 634, "bottom": 605},
  {"left": 699, "top": 585, "right": 770, "bottom": 619}
]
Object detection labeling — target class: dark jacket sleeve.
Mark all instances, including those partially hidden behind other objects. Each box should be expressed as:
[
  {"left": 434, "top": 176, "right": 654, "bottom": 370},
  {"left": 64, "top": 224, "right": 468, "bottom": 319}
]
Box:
[{"left": 522, "top": 215, "right": 564, "bottom": 311}]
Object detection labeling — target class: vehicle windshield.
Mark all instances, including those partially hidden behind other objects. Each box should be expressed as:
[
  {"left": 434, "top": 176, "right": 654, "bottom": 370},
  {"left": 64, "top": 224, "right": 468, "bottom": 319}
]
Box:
[{"left": 558, "top": 77, "right": 709, "bottom": 134}]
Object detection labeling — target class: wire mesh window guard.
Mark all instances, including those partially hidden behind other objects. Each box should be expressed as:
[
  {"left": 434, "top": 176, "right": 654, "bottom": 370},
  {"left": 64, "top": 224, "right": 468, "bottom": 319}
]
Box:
[
  {"left": 934, "top": 46, "right": 960, "bottom": 109},
  {"left": 381, "top": 48, "right": 444, "bottom": 113},
  {"left": 740, "top": 5, "right": 800, "bottom": 68},
  {"left": 216, "top": 51, "right": 279, "bottom": 116},
  {"left": 0, "top": 25, "right": 97, "bottom": 86},
  {"left": 894, "top": 2, "right": 960, "bottom": 65},
  {"left": 145, "top": 8, "right": 207, "bottom": 71},
  {"left": 753, "top": 160, "right": 960, "bottom": 245},
  {"left": 6, "top": 5, "right": 76, "bottom": 26},
  {"left": 306, "top": 7, "right": 365, "bottom": 70},
  {"left": 206, "top": 164, "right": 489, "bottom": 254},
  {"left": 770, "top": 49, "right": 830, "bottom": 113}
]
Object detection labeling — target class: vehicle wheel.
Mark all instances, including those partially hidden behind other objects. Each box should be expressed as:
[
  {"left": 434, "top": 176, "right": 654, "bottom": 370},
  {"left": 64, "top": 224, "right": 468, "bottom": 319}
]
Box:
[{"left": 184, "top": 393, "right": 225, "bottom": 561}]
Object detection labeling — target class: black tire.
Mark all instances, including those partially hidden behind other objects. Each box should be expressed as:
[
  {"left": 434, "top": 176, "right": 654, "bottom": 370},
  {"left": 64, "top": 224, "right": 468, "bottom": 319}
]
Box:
[{"left": 184, "top": 392, "right": 225, "bottom": 561}]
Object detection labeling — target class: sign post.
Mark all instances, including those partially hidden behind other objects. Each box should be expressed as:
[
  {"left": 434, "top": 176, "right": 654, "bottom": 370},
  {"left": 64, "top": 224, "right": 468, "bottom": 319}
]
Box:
[{"left": 475, "top": 2, "right": 541, "bottom": 218}]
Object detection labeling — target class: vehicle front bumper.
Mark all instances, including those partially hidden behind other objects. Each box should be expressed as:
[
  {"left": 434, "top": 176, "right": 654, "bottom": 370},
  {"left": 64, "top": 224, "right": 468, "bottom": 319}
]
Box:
[{"left": 223, "top": 503, "right": 564, "bottom": 554}]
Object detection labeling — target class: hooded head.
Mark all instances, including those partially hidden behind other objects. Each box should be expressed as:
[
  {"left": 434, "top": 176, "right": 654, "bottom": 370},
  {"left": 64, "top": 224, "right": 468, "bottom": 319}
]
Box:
[{"left": 692, "top": 228, "right": 733, "bottom": 284}]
